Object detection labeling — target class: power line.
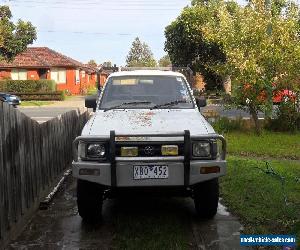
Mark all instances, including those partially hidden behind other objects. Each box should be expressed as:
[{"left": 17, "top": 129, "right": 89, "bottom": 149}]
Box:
[
  {"left": 9, "top": 4, "right": 182, "bottom": 11},
  {"left": 7, "top": 0, "right": 185, "bottom": 6},
  {"left": 9, "top": 0, "right": 184, "bottom": 4},
  {"left": 9, "top": 0, "right": 184, "bottom": 3},
  {"left": 6, "top": 0, "right": 187, "bottom": 10},
  {"left": 37, "top": 29, "right": 163, "bottom": 36}
]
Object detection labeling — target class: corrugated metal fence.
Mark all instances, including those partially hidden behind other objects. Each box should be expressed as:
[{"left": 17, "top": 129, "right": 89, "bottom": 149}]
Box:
[{"left": 0, "top": 102, "right": 89, "bottom": 246}]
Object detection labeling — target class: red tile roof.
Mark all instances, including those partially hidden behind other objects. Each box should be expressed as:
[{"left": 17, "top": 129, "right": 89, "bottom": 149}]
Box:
[{"left": 0, "top": 47, "right": 88, "bottom": 69}]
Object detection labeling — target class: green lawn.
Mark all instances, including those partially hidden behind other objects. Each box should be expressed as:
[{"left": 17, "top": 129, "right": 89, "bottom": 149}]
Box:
[
  {"left": 221, "top": 157, "right": 300, "bottom": 237},
  {"left": 219, "top": 131, "right": 300, "bottom": 248},
  {"left": 224, "top": 131, "right": 300, "bottom": 160},
  {"left": 20, "top": 101, "right": 54, "bottom": 106}
]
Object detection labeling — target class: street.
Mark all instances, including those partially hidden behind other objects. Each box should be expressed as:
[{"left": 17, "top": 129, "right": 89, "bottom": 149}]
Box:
[
  {"left": 17, "top": 107, "right": 82, "bottom": 123},
  {"left": 7, "top": 177, "right": 247, "bottom": 250},
  {"left": 17, "top": 98, "right": 264, "bottom": 123},
  {"left": 17, "top": 96, "right": 86, "bottom": 123},
  {"left": 202, "top": 105, "right": 265, "bottom": 119}
]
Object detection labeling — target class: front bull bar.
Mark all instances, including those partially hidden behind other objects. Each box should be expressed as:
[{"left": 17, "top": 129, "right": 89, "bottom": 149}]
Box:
[{"left": 73, "top": 131, "right": 226, "bottom": 187}]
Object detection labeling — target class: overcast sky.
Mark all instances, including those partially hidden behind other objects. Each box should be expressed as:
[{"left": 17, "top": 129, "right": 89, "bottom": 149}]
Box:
[{"left": 3, "top": 0, "right": 191, "bottom": 66}]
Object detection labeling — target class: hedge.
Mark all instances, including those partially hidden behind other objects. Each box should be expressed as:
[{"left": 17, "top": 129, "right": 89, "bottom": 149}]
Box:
[
  {"left": 0, "top": 80, "right": 56, "bottom": 93},
  {"left": 9, "top": 91, "right": 65, "bottom": 101}
]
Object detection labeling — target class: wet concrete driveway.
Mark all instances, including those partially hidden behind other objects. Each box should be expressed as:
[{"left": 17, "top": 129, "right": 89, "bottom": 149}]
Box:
[{"left": 7, "top": 179, "right": 248, "bottom": 250}]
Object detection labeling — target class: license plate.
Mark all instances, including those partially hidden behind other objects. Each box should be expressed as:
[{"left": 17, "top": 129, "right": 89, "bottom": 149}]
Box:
[{"left": 133, "top": 165, "right": 168, "bottom": 180}]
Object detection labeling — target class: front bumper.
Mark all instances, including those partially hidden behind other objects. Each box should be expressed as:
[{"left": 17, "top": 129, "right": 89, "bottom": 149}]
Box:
[
  {"left": 72, "top": 159, "right": 226, "bottom": 187},
  {"left": 72, "top": 130, "right": 227, "bottom": 187}
]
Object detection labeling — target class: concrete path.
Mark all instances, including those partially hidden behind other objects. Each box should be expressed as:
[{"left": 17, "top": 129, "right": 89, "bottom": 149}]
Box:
[
  {"left": 18, "top": 96, "right": 86, "bottom": 123},
  {"left": 7, "top": 179, "right": 248, "bottom": 250}
]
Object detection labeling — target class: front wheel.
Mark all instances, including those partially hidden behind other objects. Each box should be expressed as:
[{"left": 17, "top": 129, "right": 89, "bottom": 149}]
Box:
[
  {"left": 193, "top": 178, "right": 219, "bottom": 219},
  {"left": 77, "top": 179, "right": 104, "bottom": 222}
]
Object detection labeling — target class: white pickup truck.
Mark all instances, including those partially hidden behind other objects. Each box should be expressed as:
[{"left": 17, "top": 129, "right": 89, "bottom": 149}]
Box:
[{"left": 73, "top": 70, "right": 226, "bottom": 221}]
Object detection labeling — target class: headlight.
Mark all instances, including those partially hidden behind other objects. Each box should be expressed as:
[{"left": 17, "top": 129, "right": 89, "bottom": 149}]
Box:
[
  {"left": 78, "top": 142, "right": 106, "bottom": 160},
  {"left": 87, "top": 144, "right": 106, "bottom": 158},
  {"left": 192, "top": 141, "right": 211, "bottom": 158}
]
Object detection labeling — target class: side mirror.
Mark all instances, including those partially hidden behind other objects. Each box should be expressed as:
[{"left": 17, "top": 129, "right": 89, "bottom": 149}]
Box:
[
  {"left": 85, "top": 95, "right": 97, "bottom": 111},
  {"left": 196, "top": 97, "right": 207, "bottom": 109}
]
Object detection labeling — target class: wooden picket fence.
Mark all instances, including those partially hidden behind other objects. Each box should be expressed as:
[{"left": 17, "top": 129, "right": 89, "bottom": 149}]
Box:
[{"left": 0, "top": 102, "right": 89, "bottom": 246}]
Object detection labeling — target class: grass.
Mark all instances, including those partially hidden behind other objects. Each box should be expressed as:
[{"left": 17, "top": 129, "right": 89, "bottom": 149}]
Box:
[
  {"left": 220, "top": 156, "right": 300, "bottom": 245},
  {"left": 224, "top": 131, "right": 300, "bottom": 160},
  {"left": 20, "top": 101, "right": 54, "bottom": 106},
  {"left": 213, "top": 128, "right": 300, "bottom": 248},
  {"left": 87, "top": 87, "right": 97, "bottom": 96}
]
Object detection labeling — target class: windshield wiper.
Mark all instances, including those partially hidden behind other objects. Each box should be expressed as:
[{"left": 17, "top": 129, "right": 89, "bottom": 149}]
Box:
[
  {"left": 103, "top": 101, "right": 152, "bottom": 112},
  {"left": 150, "top": 100, "right": 188, "bottom": 110}
]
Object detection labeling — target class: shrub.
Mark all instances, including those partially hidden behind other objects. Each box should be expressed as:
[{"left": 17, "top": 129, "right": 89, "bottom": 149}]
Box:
[
  {"left": 0, "top": 80, "right": 56, "bottom": 93},
  {"left": 265, "top": 97, "right": 300, "bottom": 132},
  {"left": 15, "top": 91, "right": 65, "bottom": 101},
  {"left": 212, "top": 117, "right": 245, "bottom": 133},
  {"left": 87, "top": 86, "right": 97, "bottom": 96}
]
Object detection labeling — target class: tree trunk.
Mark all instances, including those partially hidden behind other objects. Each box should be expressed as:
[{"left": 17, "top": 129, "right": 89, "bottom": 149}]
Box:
[
  {"left": 249, "top": 105, "right": 261, "bottom": 135},
  {"left": 222, "top": 75, "right": 231, "bottom": 95}
]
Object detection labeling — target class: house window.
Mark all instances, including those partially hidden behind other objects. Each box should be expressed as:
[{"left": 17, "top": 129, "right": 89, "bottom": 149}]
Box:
[
  {"left": 51, "top": 68, "right": 66, "bottom": 84},
  {"left": 75, "top": 70, "right": 80, "bottom": 84},
  {"left": 11, "top": 69, "right": 27, "bottom": 80}
]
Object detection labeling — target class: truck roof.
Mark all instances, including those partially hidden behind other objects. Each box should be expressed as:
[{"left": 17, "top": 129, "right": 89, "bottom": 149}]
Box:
[{"left": 108, "top": 70, "right": 185, "bottom": 77}]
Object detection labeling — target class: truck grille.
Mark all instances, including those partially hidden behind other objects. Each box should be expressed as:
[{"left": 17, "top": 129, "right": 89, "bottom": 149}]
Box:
[{"left": 115, "top": 143, "right": 184, "bottom": 157}]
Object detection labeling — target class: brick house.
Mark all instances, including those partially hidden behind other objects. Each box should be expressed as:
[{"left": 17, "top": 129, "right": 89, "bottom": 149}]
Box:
[
  {"left": 0, "top": 47, "right": 98, "bottom": 94},
  {"left": 98, "top": 65, "right": 119, "bottom": 87}
]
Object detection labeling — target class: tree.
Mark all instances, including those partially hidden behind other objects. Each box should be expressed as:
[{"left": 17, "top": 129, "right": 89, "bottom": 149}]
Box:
[
  {"left": 87, "top": 59, "right": 97, "bottom": 68},
  {"left": 102, "top": 61, "right": 112, "bottom": 67},
  {"left": 164, "top": 4, "right": 226, "bottom": 90},
  {"left": 158, "top": 54, "right": 171, "bottom": 67},
  {"left": 126, "top": 37, "right": 157, "bottom": 67},
  {"left": 165, "top": 0, "right": 300, "bottom": 134},
  {"left": 0, "top": 5, "right": 36, "bottom": 61},
  {"left": 199, "top": 0, "right": 300, "bottom": 134}
]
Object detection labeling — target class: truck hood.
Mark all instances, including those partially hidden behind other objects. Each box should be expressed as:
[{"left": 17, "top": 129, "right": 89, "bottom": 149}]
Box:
[{"left": 83, "top": 109, "right": 215, "bottom": 136}]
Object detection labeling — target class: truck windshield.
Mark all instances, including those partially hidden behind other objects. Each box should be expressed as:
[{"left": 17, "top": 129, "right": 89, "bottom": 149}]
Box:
[{"left": 99, "top": 75, "right": 194, "bottom": 110}]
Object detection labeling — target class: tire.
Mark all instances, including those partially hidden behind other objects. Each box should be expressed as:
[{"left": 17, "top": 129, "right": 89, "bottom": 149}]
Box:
[
  {"left": 193, "top": 178, "right": 219, "bottom": 219},
  {"left": 77, "top": 179, "right": 104, "bottom": 222}
]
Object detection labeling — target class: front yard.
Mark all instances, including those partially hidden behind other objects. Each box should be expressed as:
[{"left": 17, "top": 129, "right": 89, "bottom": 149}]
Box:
[{"left": 221, "top": 131, "right": 300, "bottom": 248}]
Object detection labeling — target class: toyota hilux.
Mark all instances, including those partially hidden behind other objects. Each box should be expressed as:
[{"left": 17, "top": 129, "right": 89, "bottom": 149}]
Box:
[{"left": 72, "top": 70, "right": 226, "bottom": 221}]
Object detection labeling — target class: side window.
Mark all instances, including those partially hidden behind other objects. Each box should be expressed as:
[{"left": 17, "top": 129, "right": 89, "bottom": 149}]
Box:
[
  {"left": 58, "top": 69, "right": 66, "bottom": 83},
  {"left": 18, "top": 69, "right": 27, "bottom": 80},
  {"left": 11, "top": 69, "right": 19, "bottom": 80},
  {"left": 11, "top": 69, "right": 27, "bottom": 80},
  {"left": 50, "top": 68, "right": 58, "bottom": 82},
  {"left": 51, "top": 68, "right": 66, "bottom": 84},
  {"left": 75, "top": 70, "right": 80, "bottom": 84}
]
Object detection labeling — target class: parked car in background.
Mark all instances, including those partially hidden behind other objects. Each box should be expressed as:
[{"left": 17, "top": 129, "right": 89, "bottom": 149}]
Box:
[{"left": 0, "top": 93, "right": 21, "bottom": 107}]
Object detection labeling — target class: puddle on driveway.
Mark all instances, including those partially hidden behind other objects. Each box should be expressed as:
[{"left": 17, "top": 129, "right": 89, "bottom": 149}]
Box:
[
  {"left": 7, "top": 180, "right": 248, "bottom": 250},
  {"left": 217, "top": 200, "right": 230, "bottom": 216}
]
